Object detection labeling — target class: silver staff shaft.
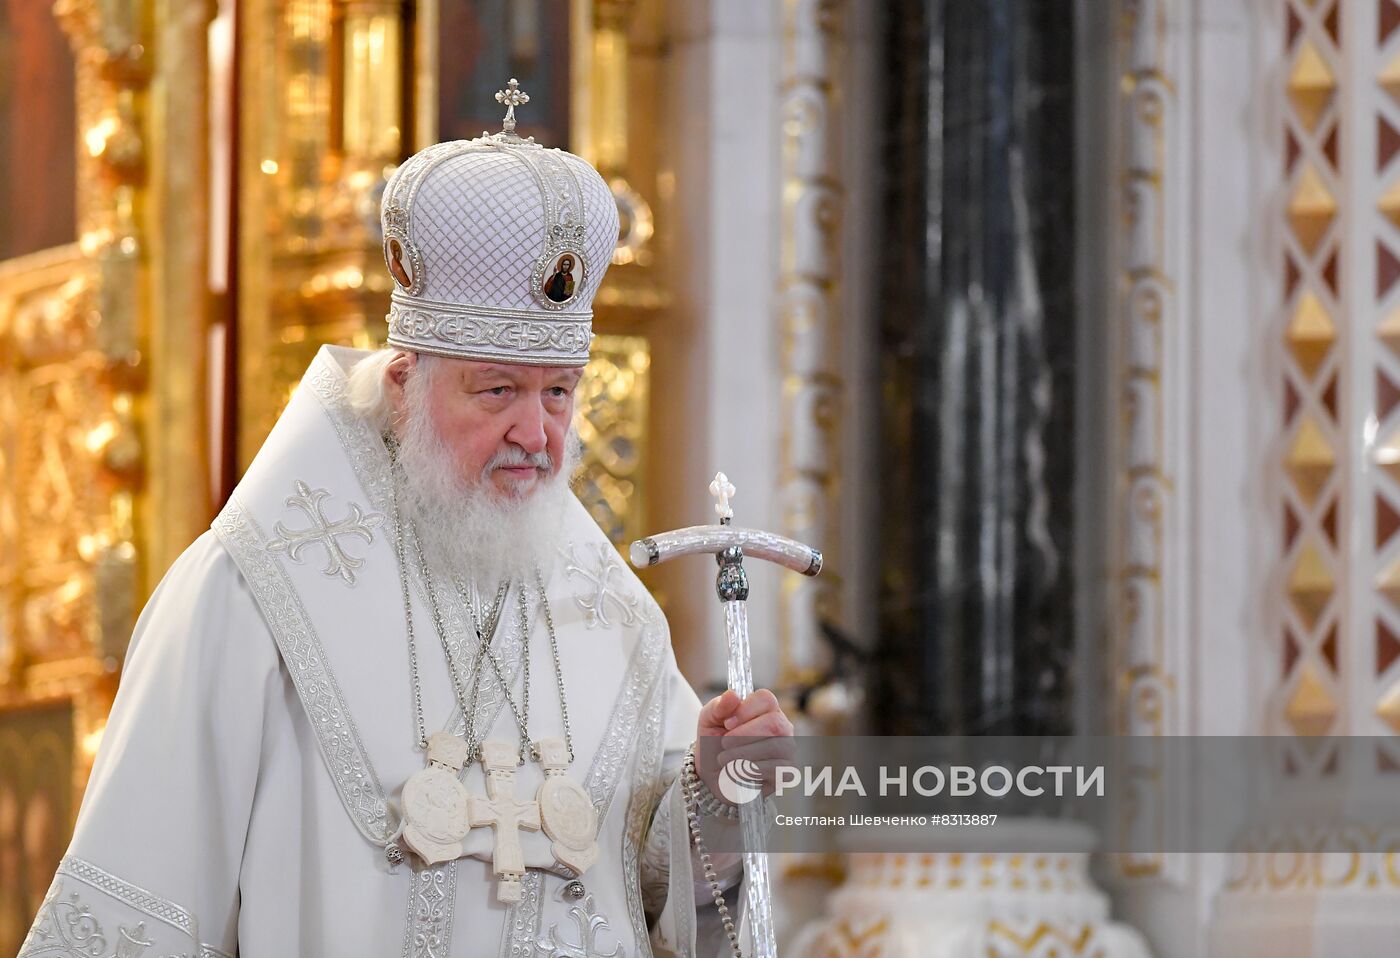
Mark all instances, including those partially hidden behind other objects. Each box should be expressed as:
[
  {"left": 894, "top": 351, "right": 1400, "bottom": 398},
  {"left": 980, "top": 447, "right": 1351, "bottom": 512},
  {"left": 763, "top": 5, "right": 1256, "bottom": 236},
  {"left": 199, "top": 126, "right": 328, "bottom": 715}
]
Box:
[
  {"left": 634, "top": 540, "right": 781, "bottom": 957},
  {"left": 630, "top": 472, "right": 821, "bottom": 958},
  {"left": 718, "top": 552, "right": 777, "bottom": 958}
]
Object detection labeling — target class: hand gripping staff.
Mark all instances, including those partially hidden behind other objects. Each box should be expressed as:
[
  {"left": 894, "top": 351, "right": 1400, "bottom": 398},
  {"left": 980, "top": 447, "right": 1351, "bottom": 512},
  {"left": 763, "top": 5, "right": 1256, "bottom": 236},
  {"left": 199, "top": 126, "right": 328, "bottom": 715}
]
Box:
[{"left": 629, "top": 472, "right": 822, "bottom": 958}]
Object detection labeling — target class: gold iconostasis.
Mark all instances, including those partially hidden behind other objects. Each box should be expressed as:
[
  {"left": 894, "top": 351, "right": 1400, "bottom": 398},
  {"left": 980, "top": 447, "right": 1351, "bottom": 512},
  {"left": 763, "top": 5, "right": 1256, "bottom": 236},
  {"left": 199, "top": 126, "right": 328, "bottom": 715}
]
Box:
[{"left": 0, "top": 1, "right": 670, "bottom": 947}]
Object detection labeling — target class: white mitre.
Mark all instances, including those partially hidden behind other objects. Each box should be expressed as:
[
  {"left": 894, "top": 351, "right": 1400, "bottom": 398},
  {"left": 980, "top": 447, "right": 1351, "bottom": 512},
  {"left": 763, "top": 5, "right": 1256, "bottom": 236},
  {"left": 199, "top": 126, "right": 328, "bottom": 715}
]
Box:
[{"left": 379, "top": 78, "right": 619, "bottom": 366}]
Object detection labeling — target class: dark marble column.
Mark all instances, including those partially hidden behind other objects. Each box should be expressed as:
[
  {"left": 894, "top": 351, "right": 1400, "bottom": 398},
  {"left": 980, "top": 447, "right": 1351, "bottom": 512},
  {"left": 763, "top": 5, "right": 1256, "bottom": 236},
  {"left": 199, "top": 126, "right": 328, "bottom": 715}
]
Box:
[{"left": 873, "top": 0, "right": 1078, "bottom": 737}]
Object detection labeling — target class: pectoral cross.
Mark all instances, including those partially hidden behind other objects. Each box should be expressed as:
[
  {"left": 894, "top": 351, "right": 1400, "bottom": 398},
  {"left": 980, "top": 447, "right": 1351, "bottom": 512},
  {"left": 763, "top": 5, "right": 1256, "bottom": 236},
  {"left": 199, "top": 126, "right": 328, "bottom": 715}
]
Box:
[{"left": 468, "top": 740, "right": 540, "bottom": 903}]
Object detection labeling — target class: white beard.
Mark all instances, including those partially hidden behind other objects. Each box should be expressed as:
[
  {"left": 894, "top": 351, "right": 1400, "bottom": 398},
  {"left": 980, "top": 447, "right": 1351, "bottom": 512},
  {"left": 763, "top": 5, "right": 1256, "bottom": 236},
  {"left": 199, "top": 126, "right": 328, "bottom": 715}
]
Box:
[{"left": 392, "top": 374, "right": 580, "bottom": 590}]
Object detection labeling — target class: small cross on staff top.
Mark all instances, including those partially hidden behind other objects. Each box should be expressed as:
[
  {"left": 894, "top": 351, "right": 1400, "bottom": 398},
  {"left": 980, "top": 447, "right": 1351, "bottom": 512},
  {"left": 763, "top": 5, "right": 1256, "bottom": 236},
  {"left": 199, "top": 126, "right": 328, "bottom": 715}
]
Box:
[
  {"left": 709, "top": 472, "right": 736, "bottom": 524},
  {"left": 495, "top": 78, "right": 530, "bottom": 133}
]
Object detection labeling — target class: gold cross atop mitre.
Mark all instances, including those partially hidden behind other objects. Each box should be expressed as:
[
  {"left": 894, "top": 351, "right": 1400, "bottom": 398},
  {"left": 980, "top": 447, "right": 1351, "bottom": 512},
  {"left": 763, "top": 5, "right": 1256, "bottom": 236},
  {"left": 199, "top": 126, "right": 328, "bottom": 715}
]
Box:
[{"left": 495, "top": 78, "right": 530, "bottom": 133}]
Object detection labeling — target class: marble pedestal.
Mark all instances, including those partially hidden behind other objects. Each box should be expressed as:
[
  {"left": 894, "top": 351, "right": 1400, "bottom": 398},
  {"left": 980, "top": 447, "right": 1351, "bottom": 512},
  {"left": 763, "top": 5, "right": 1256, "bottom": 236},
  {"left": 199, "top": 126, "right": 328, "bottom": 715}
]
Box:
[
  {"left": 789, "top": 820, "right": 1152, "bottom": 958},
  {"left": 1209, "top": 838, "right": 1400, "bottom": 957}
]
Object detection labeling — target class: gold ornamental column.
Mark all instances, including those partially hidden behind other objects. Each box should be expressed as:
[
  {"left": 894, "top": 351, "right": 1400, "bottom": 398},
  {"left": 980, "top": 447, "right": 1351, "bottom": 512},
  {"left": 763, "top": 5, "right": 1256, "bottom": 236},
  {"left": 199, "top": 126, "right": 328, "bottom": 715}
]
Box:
[
  {"left": 237, "top": 0, "right": 407, "bottom": 465},
  {"left": 26, "top": 0, "right": 217, "bottom": 681},
  {"left": 568, "top": 0, "right": 664, "bottom": 551},
  {"left": 145, "top": 0, "right": 218, "bottom": 574},
  {"left": 0, "top": 1, "right": 215, "bottom": 948}
]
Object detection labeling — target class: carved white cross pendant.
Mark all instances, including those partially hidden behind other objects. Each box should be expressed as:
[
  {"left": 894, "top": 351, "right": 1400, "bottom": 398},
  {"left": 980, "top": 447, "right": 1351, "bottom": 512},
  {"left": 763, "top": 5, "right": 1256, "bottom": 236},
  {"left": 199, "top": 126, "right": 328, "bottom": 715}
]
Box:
[
  {"left": 535, "top": 737, "right": 599, "bottom": 877},
  {"left": 467, "top": 740, "right": 540, "bottom": 902}
]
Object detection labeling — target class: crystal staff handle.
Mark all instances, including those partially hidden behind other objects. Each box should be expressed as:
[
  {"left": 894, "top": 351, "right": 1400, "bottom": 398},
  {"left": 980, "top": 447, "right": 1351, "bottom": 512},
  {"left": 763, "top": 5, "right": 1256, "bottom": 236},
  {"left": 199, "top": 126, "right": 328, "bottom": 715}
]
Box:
[{"left": 629, "top": 525, "right": 822, "bottom": 577}]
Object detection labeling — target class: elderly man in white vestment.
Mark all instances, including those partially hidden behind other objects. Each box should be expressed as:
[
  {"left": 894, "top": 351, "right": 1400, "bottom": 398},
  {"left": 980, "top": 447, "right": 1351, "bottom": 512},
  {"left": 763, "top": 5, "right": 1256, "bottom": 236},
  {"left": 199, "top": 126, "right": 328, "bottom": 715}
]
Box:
[{"left": 21, "top": 83, "right": 794, "bottom": 958}]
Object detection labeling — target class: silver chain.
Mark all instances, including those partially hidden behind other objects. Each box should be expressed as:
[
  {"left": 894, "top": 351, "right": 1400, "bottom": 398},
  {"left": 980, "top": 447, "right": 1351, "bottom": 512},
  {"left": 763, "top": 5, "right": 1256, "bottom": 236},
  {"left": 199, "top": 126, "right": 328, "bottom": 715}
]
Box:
[
  {"left": 452, "top": 569, "right": 575, "bottom": 765},
  {"left": 389, "top": 456, "right": 433, "bottom": 750},
  {"left": 536, "top": 567, "right": 575, "bottom": 764},
  {"left": 417, "top": 535, "right": 523, "bottom": 761},
  {"left": 452, "top": 576, "right": 527, "bottom": 729},
  {"left": 387, "top": 434, "right": 574, "bottom": 766},
  {"left": 425, "top": 542, "right": 501, "bottom": 738},
  {"left": 389, "top": 436, "right": 506, "bottom": 757}
]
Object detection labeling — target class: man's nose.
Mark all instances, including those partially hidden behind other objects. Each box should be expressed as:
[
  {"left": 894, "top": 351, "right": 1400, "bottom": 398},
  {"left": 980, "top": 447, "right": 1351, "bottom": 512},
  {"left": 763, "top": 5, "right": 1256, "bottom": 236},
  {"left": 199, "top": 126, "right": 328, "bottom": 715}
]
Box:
[{"left": 506, "top": 398, "right": 548, "bottom": 454}]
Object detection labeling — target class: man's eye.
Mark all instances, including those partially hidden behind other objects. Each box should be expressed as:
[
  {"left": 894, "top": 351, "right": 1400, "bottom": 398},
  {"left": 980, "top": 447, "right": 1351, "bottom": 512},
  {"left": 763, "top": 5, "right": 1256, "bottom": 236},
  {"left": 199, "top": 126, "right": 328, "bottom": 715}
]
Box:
[
  {"left": 486, "top": 386, "right": 509, "bottom": 396},
  {"left": 549, "top": 386, "right": 570, "bottom": 398}
]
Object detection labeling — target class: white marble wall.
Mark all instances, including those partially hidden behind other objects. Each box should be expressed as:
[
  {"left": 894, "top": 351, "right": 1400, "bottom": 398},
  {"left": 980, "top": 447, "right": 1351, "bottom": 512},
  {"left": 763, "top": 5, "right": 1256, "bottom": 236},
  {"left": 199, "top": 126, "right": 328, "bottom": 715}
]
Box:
[
  {"left": 1082, "top": 0, "right": 1263, "bottom": 955},
  {"left": 655, "top": 2, "right": 1355, "bottom": 954},
  {"left": 656, "top": 1, "right": 881, "bottom": 943},
  {"left": 1094, "top": 0, "right": 1400, "bottom": 955},
  {"left": 656, "top": 0, "right": 783, "bottom": 688},
  {"left": 657, "top": 0, "right": 878, "bottom": 696}
]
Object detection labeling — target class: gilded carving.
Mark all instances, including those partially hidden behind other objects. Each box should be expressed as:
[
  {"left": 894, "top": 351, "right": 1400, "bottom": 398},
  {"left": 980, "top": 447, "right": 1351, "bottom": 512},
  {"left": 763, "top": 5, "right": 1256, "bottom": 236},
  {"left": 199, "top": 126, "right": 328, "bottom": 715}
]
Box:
[
  {"left": 237, "top": 0, "right": 400, "bottom": 466},
  {"left": 1222, "top": 824, "right": 1400, "bottom": 892},
  {"left": 986, "top": 920, "right": 1102, "bottom": 958},
  {"left": 574, "top": 335, "right": 649, "bottom": 547},
  {"left": 0, "top": 9, "right": 215, "bottom": 956},
  {"left": 796, "top": 848, "right": 1138, "bottom": 958},
  {"left": 0, "top": 249, "right": 113, "bottom": 675},
  {"left": 777, "top": 0, "right": 845, "bottom": 686},
  {"left": 1113, "top": 0, "right": 1176, "bottom": 880},
  {"left": 810, "top": 916, "right": 889, "bottom": 958},
  {"left": 1287, "top": 40, "right": 1336, "bottom": 131}
]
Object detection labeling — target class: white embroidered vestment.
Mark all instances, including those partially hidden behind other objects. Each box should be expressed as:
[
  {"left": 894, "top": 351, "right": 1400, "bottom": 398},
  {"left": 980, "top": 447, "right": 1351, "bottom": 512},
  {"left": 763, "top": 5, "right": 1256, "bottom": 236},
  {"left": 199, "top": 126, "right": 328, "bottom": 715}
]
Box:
[{"left": 20, "top": 346, "right": 745, "bottom": 958}]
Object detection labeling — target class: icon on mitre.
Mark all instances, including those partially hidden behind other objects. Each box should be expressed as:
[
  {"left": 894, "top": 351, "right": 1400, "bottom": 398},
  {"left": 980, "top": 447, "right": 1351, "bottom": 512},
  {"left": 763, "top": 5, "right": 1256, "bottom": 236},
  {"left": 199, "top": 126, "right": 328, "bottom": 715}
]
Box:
[
  {"left": 385, "top": 236, "right": 416, "bottom": 291},
  {"left": 543, "top": 251, "right": 579, "bottom": 304}
]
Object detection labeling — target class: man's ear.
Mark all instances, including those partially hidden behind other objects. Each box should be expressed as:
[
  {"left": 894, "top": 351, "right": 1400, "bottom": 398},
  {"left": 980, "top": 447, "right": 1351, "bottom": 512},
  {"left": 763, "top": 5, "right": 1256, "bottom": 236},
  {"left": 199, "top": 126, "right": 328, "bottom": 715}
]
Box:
[{"left": 384, "top": 350, "right": 417, "bottom": 424}]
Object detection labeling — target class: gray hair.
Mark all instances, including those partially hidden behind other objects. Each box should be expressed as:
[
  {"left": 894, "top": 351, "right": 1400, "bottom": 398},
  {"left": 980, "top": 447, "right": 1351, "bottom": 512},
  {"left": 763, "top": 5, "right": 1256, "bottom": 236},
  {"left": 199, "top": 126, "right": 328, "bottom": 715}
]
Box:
[{"left": 345, "top": 347, "right": 438, "bottom": 432}]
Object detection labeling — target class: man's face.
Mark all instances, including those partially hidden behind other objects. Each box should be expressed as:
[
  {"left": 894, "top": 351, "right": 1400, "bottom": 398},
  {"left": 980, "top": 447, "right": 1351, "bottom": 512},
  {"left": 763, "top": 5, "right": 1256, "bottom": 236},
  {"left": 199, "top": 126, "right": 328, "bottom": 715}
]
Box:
[{"left": 393, "top": 354, "right": 583, "bottom": 500}]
